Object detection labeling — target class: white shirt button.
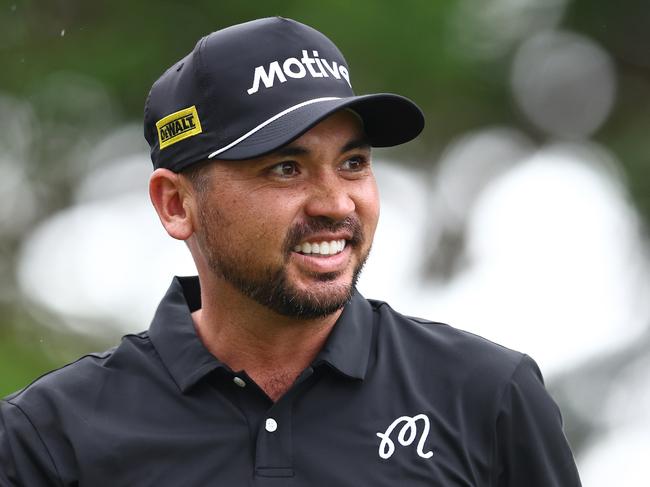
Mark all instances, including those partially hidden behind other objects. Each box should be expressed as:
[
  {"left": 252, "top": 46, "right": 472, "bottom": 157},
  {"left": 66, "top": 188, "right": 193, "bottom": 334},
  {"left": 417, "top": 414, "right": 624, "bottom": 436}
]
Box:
[
  {"left": 232, "top": 377, "right": 246, "bottom": 388},
  {"left": 265, "top": 418, "right": 278, "bottom": 433}
]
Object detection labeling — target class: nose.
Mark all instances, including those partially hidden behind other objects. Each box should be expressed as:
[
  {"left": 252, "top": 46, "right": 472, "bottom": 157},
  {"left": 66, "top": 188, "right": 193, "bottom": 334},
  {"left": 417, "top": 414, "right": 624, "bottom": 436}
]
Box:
[{"left": 303, "top": 172, "right": 355, "bottom": 221}]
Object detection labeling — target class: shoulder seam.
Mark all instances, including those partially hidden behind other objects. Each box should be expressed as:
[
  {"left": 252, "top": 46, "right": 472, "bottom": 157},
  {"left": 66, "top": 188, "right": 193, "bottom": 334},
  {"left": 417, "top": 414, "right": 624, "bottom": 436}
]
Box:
[
  {"left": 370, "top": 299, "right": 448, "bottom": 326},
  {"left": 122, "top": 331, "right": 149, "bottom": 341},
  {"left": 489, "top": 353, "right": 528, "bottom": 487},
  {"left": 405, "top": 315, "right": 448, "bottom": 326},
  {"left": 3, "top": 399, "right": 65, "bottom": 487},
  {"left": 7, "top": 350, "right": 115, "bottom": 402}
]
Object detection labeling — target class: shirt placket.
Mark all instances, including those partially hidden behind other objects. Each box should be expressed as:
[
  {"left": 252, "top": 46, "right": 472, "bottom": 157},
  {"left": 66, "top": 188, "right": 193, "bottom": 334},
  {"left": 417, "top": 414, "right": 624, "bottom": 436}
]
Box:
[
  {"left": 254, "top": 399, "right": 294, "bottom": 480},
  {"left": 253, "top": 368, "right": 316, "bottom": 482},
  {"left": 221, "top": 367, "right": 317, "bottom": 484}
]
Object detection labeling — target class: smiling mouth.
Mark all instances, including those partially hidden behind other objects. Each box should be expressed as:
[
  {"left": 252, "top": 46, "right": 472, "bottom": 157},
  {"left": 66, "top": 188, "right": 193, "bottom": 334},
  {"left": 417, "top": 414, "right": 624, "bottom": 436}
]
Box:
[{"left": 293, "top": 239, "right": 347, "bottom": 256}]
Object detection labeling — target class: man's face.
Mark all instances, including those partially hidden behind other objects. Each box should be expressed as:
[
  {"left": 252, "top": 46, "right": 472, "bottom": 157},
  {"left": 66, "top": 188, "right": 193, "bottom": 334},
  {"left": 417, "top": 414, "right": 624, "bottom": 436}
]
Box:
[{"left": 191, "top": 110, "right": 379, "bottom": 319}]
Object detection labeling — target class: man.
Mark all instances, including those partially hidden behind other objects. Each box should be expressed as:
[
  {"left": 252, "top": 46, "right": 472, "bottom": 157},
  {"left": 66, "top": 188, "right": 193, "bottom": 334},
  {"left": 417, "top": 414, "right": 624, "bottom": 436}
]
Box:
[{"left": 1, "top": 17, "right": 581, "bottom": 486}]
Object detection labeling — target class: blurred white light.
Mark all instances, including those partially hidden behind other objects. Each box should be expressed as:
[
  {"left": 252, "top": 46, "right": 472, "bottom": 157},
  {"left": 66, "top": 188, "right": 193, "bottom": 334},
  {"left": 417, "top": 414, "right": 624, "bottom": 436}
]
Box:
[
  {"left": 0, "top": 93, "right": 35, "bottom": 162},
  {"left": 418, "top": 142, "right": 649, "bottom": 374},
  {"left": 0, "top": 157, "right": 37, "bottom": 236},
  {"left": 358, "top": 161, "right": 431, "bottom": 299},
  {"left": 601, "top": 354, "right": 650, "bottom": 430},
  {"left": 434, "top": 127, "right": 534, "bottom": 222},
  {"left": 579, "top": 424, "right": 650, "bottom": 487},
  {"left": 17, "top": 156, "right": 197, "bottom": 335},
  {"left": 511, "top": 30, "right": 617, "bottom": 138},
  {"left": 75, "top": 153, "right": 152, "bottom": 203},
  {"left": 78, "top": 123, "right": 151, "bottom": 178},
  {"left": 0, "top": 94, "right": 38, "bottom": 236},
  {"left": 578, "top": 352, "right": 650, "bottom": 484}
]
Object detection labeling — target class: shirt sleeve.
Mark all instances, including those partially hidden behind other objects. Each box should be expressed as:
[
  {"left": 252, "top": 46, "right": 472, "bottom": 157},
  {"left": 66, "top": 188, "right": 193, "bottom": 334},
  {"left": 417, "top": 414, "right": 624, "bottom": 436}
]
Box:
[
  {"left": 494, "top": 354, "right": 582, "bottom": 487},
  {"left": 0, "top": 399, "right": 63, "bottom": 487}
]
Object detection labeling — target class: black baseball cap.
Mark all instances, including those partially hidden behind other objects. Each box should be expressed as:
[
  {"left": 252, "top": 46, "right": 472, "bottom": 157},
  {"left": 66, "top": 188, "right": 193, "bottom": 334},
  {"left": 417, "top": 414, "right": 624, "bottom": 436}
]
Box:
[{"left": 144, "top": 17, "right": 424, "bottom": 172}]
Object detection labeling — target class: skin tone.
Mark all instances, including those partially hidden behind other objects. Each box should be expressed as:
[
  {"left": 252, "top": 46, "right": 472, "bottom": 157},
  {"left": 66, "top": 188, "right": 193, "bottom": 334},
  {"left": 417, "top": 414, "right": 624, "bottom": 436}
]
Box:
[{"left": 149, "top": 110, "right": 379, "bottom": 401}]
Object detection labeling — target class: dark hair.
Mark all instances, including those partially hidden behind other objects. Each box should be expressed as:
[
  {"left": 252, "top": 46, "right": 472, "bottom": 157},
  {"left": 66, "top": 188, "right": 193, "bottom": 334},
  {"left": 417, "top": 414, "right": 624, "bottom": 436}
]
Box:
[{"left": 180, "top": 160, "right": 213, "bottom": 195}]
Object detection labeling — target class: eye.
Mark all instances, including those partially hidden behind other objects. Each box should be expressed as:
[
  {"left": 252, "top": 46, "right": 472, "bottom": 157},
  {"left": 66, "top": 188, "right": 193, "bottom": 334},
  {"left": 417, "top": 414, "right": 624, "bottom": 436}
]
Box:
[
  {"left": 340, "top": 155, "right": 369, "bottom": 172},
  {"left": 269, "top": 161, "right": 300, "bottom": 178}
]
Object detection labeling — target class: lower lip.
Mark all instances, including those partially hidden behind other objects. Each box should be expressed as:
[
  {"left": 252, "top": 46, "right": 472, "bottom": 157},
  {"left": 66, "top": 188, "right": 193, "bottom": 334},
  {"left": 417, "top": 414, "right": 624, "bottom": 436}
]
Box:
[{"left": 290, "top": 245, "right": 352, "bottom": 274}]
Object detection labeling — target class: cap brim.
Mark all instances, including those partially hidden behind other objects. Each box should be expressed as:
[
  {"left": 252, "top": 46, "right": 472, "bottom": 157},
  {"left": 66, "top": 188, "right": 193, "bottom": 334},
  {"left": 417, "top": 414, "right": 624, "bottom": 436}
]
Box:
[{"left": 209, "top": 93, "right": 424, "bottom": 161}]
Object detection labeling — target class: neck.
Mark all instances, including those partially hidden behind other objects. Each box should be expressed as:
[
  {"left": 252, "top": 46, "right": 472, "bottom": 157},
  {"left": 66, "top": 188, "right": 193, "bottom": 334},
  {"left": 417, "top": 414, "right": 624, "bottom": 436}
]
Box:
[{"left": 192, "top": 274, "right": 342, "bottom": 401}]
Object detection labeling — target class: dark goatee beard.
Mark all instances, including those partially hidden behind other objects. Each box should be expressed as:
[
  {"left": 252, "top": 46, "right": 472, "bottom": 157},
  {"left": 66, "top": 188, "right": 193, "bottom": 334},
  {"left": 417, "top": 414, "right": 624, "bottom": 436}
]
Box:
[{"left": 200, "top": 214, "right": 369, "bottom": 319}]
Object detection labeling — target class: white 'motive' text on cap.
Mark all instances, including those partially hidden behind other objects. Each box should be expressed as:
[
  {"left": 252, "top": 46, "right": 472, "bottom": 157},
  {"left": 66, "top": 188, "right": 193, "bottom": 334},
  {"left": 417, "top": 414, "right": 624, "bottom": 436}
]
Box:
[{"left": 247, "top": 50, "right": 351, "bottom": 95}]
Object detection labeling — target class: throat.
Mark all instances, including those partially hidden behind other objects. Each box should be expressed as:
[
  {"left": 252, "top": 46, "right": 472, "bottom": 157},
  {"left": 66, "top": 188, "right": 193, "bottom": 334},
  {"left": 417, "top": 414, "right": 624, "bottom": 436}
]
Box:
[
  {"left": 191, "top": 290, "right": 341, "bottom": 401},
  {"left": 253, "top": 369, "right": 303, "bottom": 402}
]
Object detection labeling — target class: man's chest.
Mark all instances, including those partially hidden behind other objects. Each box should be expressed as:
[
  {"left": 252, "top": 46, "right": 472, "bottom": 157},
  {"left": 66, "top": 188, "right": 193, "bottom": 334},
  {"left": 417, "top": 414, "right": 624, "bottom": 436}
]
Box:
[{"left": 69, "top": 371, "right": 493, "bottom": 487}]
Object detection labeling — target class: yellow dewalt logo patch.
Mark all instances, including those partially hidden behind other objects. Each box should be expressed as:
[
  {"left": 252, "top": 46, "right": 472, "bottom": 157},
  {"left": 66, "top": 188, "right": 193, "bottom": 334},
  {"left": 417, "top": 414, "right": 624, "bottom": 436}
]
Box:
[{"left": 156, "top": 106, "right": 202, "bottom": 150}]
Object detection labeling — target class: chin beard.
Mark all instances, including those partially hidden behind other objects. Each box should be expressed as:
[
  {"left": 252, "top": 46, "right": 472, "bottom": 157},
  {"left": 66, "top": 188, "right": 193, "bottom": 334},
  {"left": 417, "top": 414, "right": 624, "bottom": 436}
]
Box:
[
  {"left": 214, "top": 255, "right": 368, "bottom": 319},
  {"left": 199, "top": 211, "right": 369, "bottom": 319}
]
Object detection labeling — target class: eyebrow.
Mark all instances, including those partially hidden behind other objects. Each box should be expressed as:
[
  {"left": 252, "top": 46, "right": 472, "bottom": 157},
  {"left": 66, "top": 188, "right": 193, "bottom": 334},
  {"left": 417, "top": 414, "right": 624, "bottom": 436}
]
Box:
[
  {"left": 342, "top": 138, "right": 371, "bottom": 153},
  {"left": 271, "top": 137, "right": 371, "bottom": 158}
]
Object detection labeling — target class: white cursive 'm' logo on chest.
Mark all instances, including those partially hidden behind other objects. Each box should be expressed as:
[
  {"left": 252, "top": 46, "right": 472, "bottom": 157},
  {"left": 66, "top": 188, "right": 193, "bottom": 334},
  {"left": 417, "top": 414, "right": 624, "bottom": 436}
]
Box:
[{"left": 376, "top": 414, "right": 434, "bottom": 460}]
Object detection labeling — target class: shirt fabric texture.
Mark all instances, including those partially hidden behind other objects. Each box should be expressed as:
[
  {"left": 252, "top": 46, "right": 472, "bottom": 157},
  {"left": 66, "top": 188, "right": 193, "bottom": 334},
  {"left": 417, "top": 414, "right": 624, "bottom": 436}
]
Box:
[{"left": 0, "top": 276, "right": 582, "bottom": 486}]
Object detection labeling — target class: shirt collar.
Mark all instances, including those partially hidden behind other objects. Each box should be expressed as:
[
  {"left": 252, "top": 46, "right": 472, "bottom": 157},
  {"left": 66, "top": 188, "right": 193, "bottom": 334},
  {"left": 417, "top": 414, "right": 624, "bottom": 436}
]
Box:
[
  {"left": 313, "top": 288, "right": 374, "bottom": 380},
  {"left": 149, "top": 276, "right": 225, "bottom": 393},
  {"left": 149, "top": 276, "right": 375, "bottom": 393}
]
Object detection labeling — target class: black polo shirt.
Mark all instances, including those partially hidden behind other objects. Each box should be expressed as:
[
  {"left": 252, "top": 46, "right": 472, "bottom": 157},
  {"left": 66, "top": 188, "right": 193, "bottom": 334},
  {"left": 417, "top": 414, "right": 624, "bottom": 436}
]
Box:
[{"left": 1, "top": 276, "right": 581, "bottom": 486}]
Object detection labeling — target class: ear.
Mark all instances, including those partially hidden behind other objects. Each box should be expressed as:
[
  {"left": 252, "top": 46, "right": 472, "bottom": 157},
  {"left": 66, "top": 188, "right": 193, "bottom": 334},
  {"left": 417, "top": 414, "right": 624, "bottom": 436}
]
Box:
[{"left": 149, "top": 168, "right": 195, "bottom": 240}]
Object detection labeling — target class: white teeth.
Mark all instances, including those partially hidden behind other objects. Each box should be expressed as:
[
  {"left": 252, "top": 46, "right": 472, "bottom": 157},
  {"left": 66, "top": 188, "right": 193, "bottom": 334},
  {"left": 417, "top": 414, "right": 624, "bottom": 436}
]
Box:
[{"left": 294, "top": 239, "right": 347, "bottom": 256}]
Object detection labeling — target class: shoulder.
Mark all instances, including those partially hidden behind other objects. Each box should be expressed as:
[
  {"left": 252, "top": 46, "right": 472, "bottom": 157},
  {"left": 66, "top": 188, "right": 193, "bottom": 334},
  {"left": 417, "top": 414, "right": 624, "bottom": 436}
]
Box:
[
  {"left": 367, "top": 298, "right": 528, "bottom": 386},
  {"left": 3, "top": 331, "right": 155, "bottom": 420}
]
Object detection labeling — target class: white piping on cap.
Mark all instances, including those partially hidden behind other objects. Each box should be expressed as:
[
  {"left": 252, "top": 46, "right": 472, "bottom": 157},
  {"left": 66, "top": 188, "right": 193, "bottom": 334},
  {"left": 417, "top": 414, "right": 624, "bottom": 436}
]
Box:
[{"left": 208, "top": 96, "right": 341, "bottom": 159}]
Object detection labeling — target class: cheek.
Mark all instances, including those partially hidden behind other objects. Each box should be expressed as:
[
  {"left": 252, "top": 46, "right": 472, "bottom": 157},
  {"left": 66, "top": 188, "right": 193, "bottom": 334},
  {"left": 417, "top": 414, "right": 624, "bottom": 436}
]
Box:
[
  {"left": 219, "top": 191, "right": 303, "bottom": 243},
  {"left": 357, "top": 180, "right": 380, "bottom": 235}
]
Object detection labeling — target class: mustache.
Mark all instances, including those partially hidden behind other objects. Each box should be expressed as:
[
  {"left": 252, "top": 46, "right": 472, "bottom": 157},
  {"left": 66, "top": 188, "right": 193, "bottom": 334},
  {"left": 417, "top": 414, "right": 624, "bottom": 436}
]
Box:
[{"left": 284, "top": 216, "right": 364, "bottom": 254}]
